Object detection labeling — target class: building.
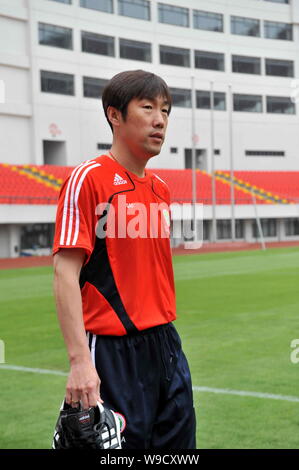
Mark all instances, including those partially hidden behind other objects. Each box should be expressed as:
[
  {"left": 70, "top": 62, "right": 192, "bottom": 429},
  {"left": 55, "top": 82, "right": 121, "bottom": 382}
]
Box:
[{"left": 0, "top": 0, "right": 299, "bottom": 257}]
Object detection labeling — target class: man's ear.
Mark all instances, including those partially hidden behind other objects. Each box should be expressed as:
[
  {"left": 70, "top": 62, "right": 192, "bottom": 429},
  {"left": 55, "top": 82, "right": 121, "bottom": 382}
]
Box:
[{"left": 107, "top": 106, "right": 121, "bottom": 128}]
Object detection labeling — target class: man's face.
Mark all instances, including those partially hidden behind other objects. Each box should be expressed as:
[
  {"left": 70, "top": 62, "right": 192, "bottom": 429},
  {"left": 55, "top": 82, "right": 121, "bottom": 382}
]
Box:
[{"left": 117, "top": 95, "right": 170, "bottom": 159}]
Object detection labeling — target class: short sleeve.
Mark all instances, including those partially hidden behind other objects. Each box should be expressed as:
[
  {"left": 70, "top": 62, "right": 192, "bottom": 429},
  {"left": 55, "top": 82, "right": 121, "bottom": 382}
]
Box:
[{"left": 52, "top": 162, "right": 100, "bottom": 262}]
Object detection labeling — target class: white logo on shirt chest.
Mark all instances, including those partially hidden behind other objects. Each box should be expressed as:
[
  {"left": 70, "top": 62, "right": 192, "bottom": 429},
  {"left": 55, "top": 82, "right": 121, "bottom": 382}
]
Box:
[{"left": 113, "top": 173, "right": 127, "bottom": 185}]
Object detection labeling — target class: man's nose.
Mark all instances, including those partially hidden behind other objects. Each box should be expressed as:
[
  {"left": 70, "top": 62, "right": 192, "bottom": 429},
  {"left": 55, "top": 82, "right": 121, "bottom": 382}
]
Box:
[{"left": 152, "top": 110, "right": 165, "bottom": 127}]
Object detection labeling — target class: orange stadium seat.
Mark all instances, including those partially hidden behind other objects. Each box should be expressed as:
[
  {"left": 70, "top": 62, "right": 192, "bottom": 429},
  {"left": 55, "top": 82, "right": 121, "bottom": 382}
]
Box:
[{"left": 0, "top": 163, "right": 298, "bottom": 205}]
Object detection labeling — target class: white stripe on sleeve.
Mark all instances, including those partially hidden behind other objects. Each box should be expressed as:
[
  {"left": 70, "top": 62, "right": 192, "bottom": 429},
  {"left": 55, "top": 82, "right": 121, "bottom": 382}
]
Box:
[
  {"left": 66, "top": 161, "right": 97, "bottom": 246},
  {"left": 59, "top": 160, "right": 94, "bottom": 246},
  {"left": 71, "top": 163, "right": 101, "bottom": 246}
]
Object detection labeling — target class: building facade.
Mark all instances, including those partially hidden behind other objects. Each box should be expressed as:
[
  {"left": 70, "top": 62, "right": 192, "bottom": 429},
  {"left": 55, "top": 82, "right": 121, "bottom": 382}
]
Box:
[
  {"left": 1, "top": 0, "right": 299, "bottom": 171},
  {"left": 1, "top": 0, "right": 299, "bottom": 258}
]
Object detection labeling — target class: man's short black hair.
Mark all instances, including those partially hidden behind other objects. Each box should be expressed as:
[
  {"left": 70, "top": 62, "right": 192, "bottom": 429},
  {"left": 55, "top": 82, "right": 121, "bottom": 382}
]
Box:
[{"left": 102, "top": 69, "right": 172, "bottom": 132}]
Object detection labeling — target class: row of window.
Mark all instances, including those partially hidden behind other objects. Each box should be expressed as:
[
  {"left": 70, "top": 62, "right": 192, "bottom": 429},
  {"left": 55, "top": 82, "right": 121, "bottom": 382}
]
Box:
[
  {"left": 97, "top": 144, "right": 285, "bottom": 158},
  {"left": 186, "top": 217, "right": 298, "bottom": 241},
  {"left": 172, "top": 89, "right": 295, "bottom": 114},
  {"left": 265, "top": 0, "right": 289, "bottom": 3},
  {"left": 40, "top": 70, "right": 296, "bottom": 115},
  {"left": 38, "top": 24, "right": 295, "bottom": 77},
  {"left": 49, "top": 1, "right": 292, "bottom": 40},
  {"left": 19, "top": 216, "right": 298, "bottom": 251}
]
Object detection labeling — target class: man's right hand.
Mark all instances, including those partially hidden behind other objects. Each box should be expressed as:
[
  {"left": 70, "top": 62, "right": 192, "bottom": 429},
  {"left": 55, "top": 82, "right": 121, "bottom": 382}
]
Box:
[{"left": 65, "top": 358, "right": 103, "bottom": 410}]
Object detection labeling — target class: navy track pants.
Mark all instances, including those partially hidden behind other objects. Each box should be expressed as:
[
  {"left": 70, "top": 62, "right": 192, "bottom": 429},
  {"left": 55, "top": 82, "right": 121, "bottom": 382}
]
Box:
[{"left": 87, "top": 322, "right": 196, "bottom": 449}]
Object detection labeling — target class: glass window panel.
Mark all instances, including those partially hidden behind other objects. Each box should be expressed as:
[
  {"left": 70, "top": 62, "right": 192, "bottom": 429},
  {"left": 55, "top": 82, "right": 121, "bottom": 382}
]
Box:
[
  {"left": 264, "top": 21, "right": 293, "bottom": 40},
  {"left": 160, "top": 45, "right": 190, "bottom": 67},
  {"left": 118, "top": 0, "right": 150, "bottom": 20},
  {"left": 231, "top": 16, "right": 260, "bottom": 37},
  {"left": 39, "top": 23, "right": 73, "bottom": 49},
  {"left": 48, "top": 0, "right": 72, "bottom": 4},
  {"left": 236, "top": 220, "right": 244, "bottom": 239},
  {"left": 285, "top": 218, "right": 299, "bottom": 236},
  {"left": 266, "top": 96, "right": 295, "bottom": 114},
  {"left": 214, "top": 92, "right": 226, "bottom": 110},
  {"left": 232, "top": 55, "right": 261, "bottom": 74},
  {"left": 193, "top": 10, "right": 223, "bottom": 32},
  {"left": 169, "top": 88, "right": 191, "bottom": 107},
  {"left": 41, "top": 70, "right": 74, "bottom": 95},
  {"left": 80, "top": 0, "right": 113, "bottom": 13},
  {"left": 264, "top": 0, "right": 289, "bottom": 4},
  {"left": 217, "top": 220, "right": 232, "bottom": 239},
  {"left": 196, "top": 91, "right": 226, "bottom": 110},
  {"left": 265, "top": 59, "right": 294, "bottom": 77},
  {"left": 158, "top": 3, "right": 189, "bottom": 27},
  {"left": 253, "top": 219, "right": 277, "bottom": 238},
  {"left": 195, "top": 50, "right": 224, "bottom": 71},
  {"left": 81, "top": 31, "right": 115, "bottom": 56},
  {"left": 245, "top": 150, "right": 285, "bottom": 157},
  {"left": 196, "top": 90, "right": 210, "bottom": 109},
  {"left": 83, "top": 77, "right": 108, "bottom": 98},
  {"left": 119, "top": 38, "right": 151, "bottom": 62},
  {"left": 233, "top": 94, "right": 263, "bottom": 112}
]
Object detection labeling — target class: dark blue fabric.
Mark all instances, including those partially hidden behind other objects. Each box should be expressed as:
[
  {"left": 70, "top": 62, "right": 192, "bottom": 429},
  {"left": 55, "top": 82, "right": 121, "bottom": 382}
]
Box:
[{"left": 89, "top": 323, "right": 196, "bottom": 449}]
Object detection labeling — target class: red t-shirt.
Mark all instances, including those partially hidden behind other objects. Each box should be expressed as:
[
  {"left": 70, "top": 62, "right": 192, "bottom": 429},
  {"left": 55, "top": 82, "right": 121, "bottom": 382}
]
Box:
[{"left": 53, "top": 154, "right": 176, "bottom": 335}]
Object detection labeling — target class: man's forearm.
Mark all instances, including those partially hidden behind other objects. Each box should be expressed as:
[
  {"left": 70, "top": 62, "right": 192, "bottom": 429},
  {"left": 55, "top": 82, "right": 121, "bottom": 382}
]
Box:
[
  {"left": 53, "top": 272, "right": 91, "bottom": 364},
  {"left": 53, "top": 250, "right": 101, "bottom": 408}
]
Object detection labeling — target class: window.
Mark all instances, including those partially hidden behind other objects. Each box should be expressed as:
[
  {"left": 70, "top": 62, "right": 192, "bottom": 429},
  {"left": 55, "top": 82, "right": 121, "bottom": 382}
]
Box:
[
  {"left": 21, "top": 224, "right": 55, "bottom": 250},
  {"left": 118, "top": 0, "right": 150, "bottom": 20},
  {"left": 160, "top": 45, "right": 190, "bottom": 67},
  {"left": 285, "top": 219, "right": 299, "bottom": 236},
  {"left": 48, "top": 0, "right": 72, "bottom": 4},
  {"left": 233, "top": 94, "right": 263, "bottom": 113},
  {"left": 235, "top": 220, "right": 244, "bottom": 239},
  {"left": 119, "top": 38, "right": 151, "bottom": 62},
  {"left": 231, "top": 16, "right": 260, "bottom": 37},
  {"left": 41, "top": 70, "right": 74, "bottom": 95},
  {"left": 184, "top": 149, "right": 204, "bottom": 170},
  {"left": 193, "top": 10, "right": 223, "bottom": 32},
  {"left": 264, "top": 0, "right": 289, "bottom": 3},
  {"left": 266, "top": 96, "right": 295, "bottom": 114},
  {"left": 265, "top": 59, "right": 294, "bottom": 77},
  {"left": 158, "top": 3, "right": 189, "bottom": 27},
  {"left": 98, "top": 143, "right": 111, "bottom": 150},
  {"left": 83, "top": 77, "right": 108, "bottom": 98},
  {"left": 217, "top": 220, "right": 231, "bottom": 239},
  {"left": 39, "top": 23, "right": 73, "bottom": 49},
  {"left": 196, "top": 91, "right": 226, "bottom": 110},
  {"left": 245, "top": 150, "right": 285, "bottom": 157},
  {"left": 81, "top": 31, "right": 115, "bottom": 56},
  {"left": 169, "top": 88, "right": 191, "bottom": 107},
  {"left": 232, "top": 55, "right": 261, "bottom": 75},
  {"left": 264, "top": 21, "right": 292, "bottom": 40},
  {"left": 195, "top": 50, "right": 224, "bottom": 71},
  {"left": 170, "top": 147, "right": 178, "bottom": 153},
  {"left": 80, "top": 0, "right": 113, "bottom": 12},
  {"left": 216, "top": 220, "right": 244, "bottom": 239},
  {"left": 253, "top": 219, "right": 277, "bottom": 238}
]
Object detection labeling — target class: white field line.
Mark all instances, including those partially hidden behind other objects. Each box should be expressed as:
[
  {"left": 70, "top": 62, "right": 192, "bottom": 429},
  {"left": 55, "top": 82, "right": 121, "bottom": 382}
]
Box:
[
  {"left": 193, "top": 386, "right": 299, "bottom": 403},
  {"left": 0, "top": 364, "right": 68, "bottom": 376},
  {"left": 1, "top": 364, "right": 299, "bottom": 403}
]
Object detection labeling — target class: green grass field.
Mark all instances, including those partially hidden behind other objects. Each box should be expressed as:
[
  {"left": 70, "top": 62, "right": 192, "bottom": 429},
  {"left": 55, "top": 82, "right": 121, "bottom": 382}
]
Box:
[{"left": 0, "top": 246, "right": 299, "bottom": 449}]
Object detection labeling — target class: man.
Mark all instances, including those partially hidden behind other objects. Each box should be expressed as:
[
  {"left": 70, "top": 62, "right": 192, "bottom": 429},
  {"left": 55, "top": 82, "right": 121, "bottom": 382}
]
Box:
[{"left": 52, "top": 69, "right": 196, "bottom": 449}]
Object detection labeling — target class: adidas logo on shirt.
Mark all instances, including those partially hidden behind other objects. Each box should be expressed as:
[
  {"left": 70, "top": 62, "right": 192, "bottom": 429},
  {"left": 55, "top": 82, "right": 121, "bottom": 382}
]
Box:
[{"left": 113, "top": 173, "right": 127, "bottom": 185}]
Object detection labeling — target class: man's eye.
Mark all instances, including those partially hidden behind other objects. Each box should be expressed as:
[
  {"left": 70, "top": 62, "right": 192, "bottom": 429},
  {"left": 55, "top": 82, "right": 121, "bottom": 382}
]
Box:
[
  {"left": 162, "top": 109, "right": 169, "bottom": 114},
  {"left": 144, "top": 105, "right": 152, "bottom": 109}
]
